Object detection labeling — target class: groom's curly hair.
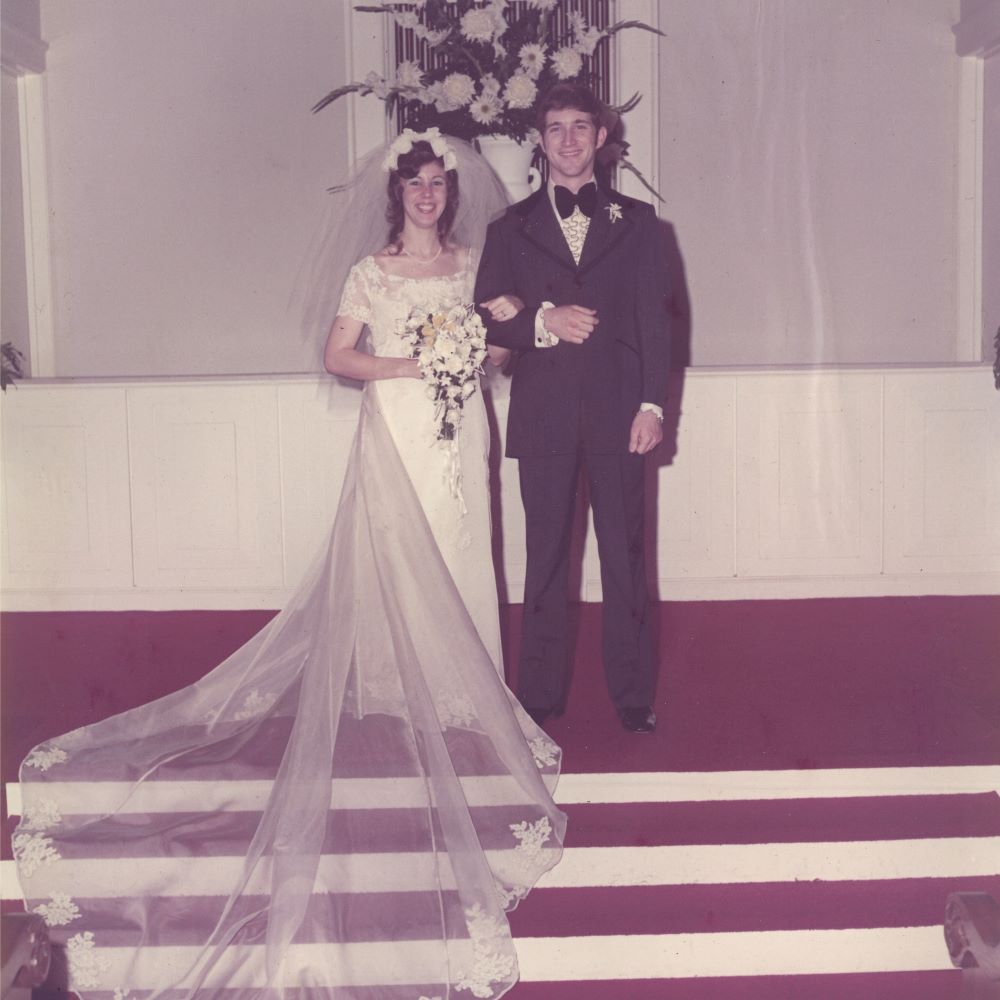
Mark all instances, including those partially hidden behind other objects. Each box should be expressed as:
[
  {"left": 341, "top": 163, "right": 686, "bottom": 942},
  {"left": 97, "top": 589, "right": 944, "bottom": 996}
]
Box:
[{"left": 385, "top": 141, "right": 460, "bottom": 253}]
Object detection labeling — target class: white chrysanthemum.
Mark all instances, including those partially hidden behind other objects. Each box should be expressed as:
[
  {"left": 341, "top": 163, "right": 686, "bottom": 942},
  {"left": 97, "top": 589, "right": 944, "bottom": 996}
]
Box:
[
  {"left": 363, "top": 71, "right": 390, "bottom": 100},
  {"left": 503, "top": 72, "right": 538, "bottom": 111},
  {"left": 470, "top": 93, "right": 503, "bottom": 126},
  {"left": 574, "top": 26, "right": 604, "bottom": 56},
  {"left": 417, "top": 25, "right": 451, "bottom": 46},
  {"left": 567, "top": 11, "right": 586, "bottom": 36},
  {"left": 480, "top": 74, "right": 502, "bottom": 98},
  {"left": 392, "top": 10, "right": 419, "bottom": 30},
  {"left": 441, "top": 72, "right": 476, "bottom": 109},
  {"left": 395, "top": 60, "right": 424, "bottom": 90},
  {"left": 527, "top": 0, "right": 558, "bottom": 10},
  {"left": 550, "top": 46, "right": 583, "bottom": 80},
  {"left": 518, "top": 43, "right": 547, "bottom": 80},
  {"left": 460, "top": 8, "right": 497, "bottom": 43}
]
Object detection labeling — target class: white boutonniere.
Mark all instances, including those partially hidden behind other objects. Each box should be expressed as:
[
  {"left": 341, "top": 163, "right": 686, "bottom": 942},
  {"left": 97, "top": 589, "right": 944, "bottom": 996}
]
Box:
[{"left": 607, "top": 202, "right": 623, "bottom": 224}]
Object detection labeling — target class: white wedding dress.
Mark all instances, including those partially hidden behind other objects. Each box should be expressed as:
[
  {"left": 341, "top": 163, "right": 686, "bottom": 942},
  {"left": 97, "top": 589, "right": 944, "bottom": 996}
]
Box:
[{"left": 14, "top": 251, "right": 566, "bottom": 1000}]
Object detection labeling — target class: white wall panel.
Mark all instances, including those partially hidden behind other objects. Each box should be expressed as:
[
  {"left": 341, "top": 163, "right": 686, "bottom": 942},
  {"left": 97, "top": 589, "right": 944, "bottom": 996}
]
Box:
[
  {"left": 654, "top": 375, "right": 736, "bottom": 586},
  {"left": 128, "top": 384, "right": 283, "bottom": 589},
  {"left": 0, "top": 386, "right": 132, "bottom": 590},
  {"left": 277, "top": 380, "right": 361, "bottom": 589},
  {"left": 884, "top": 370, "right": 1000, "bottom": 574},
  {"left": 736, "top": 373, "right": 883, "bottom": 577},
  {"left": 2, "top": 368, "right": 996, "bottom": 610}
]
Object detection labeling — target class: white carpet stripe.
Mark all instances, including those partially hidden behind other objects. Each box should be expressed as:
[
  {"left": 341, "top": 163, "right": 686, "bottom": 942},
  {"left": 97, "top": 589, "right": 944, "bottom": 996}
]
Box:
[
  {"left": 555, "top": 767, "right": 1000, "bottom": 804},
  {"left": 0, "top": 927, "right": 950, "bottom": 987},
  {"left": 7, "top": 765, "right": 998, "bottom": 817},
  {"left": 538, "top": 837, "right": 1000, "bottom": 888},
  {"left": 515, "top": 926, "right": 952, "bottom": 980},
  {"left": 3, "top": 837, "right": 996, "bottom": 901}
]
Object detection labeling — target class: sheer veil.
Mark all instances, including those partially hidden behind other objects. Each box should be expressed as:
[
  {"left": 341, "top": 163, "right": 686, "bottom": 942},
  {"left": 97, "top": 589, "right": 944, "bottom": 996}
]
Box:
[
  {"left": 14, "top": 131, "right": 564, "bottom": 1000},
  {"left": 297, "top": 135, "right": 511, "bottom": 360}
]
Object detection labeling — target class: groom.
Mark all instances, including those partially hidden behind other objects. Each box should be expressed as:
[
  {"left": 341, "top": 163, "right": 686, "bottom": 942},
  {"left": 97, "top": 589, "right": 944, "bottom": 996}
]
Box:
[{"left": 475, "top": 82, "right": 671, "bottom": 733}]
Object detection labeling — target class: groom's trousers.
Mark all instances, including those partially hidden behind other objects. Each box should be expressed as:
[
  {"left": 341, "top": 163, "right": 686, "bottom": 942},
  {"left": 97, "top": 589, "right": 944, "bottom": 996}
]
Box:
[{"left": 516, "top": 449, "right": 657, "bottom": 714}]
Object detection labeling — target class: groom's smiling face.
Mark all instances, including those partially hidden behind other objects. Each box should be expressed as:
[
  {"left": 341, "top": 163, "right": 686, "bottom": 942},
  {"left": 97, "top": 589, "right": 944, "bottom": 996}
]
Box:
[{"left": 540, "top": 107, "right": 607, "bottom": 192}]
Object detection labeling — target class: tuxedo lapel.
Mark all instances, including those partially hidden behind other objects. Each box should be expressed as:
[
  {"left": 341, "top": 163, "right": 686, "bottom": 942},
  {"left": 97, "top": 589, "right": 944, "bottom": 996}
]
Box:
[
  {"left": 517, "top": 191, "right": 577, "bottom": 273},
  {"left": 576, "top": 189, "right": 634, "bottom": 277}
]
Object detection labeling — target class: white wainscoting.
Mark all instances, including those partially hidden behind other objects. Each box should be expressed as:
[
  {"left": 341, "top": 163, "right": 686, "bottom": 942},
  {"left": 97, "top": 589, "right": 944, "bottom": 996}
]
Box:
[{"left": 1, "top": 367, "right": 997, "bottom": 611}]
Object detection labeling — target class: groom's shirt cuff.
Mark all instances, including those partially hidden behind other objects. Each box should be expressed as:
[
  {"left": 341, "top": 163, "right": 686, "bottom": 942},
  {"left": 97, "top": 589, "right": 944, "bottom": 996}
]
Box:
[
  {"left": 534, "top": 302, "right": 558, "bottom": 348},
  {"left": 640, "top": 402, "right": 664, "bottom": 420}
]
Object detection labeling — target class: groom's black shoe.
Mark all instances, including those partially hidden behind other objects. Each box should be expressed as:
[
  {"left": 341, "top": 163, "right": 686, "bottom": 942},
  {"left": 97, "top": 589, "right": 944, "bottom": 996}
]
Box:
[
  {"left": 619, "top": 706, "right": 657, "bottom": 734},
  {"left": 525, "top": 707, "right": 553, "bottom": 728}
]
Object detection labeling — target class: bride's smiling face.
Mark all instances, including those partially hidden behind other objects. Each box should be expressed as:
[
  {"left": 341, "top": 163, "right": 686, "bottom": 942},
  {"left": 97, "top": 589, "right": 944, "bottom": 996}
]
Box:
[{"left": 400, "top": 162, "right": 449, "bottom": 231}]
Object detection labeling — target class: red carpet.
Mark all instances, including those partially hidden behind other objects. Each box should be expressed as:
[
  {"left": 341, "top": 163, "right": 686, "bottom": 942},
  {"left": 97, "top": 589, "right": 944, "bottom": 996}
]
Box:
[
  {"left": 3, "top": 597, "right": 997, "bottom": 996},
  {"left": 3, "top": 597, "right": 998, "bottom": 786}
]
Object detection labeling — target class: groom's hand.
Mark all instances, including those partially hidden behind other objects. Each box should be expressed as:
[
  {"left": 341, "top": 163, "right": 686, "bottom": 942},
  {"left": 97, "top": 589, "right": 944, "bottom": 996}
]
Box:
[
  {"left": 629, "top": 410, "right": 663, "bottom": 455},
  {"left": 543, "top": 305, "right": 598, "bottom": 345}
]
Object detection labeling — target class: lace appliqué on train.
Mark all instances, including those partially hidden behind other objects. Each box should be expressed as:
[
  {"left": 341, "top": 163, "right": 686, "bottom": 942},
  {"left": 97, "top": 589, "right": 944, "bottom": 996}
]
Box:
[
  {"left": 456, "top": 904, "right": 516, "bottom": 998},
  {"left": 12, "top": 832, "right": 61, "bottom": 878},
  {"left": 34, "top": 893, "right": 81, "bottom": 927}
]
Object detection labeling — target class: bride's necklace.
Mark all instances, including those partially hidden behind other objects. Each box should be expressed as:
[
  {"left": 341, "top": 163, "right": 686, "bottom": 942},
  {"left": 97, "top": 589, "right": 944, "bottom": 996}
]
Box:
[{"left": 400, "top": 242, "right": 443, "bottom": 265}]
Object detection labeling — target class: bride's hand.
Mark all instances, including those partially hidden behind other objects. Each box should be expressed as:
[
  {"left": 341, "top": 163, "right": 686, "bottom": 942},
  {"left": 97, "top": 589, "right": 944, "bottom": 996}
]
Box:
[{"left": 481, "top": 295, "right": 525, "bottom": 323}]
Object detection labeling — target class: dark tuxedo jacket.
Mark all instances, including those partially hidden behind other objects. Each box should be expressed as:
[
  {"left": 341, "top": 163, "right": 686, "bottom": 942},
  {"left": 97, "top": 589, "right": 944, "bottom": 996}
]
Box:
[{"left": 475, "top": 185, "right": 671, "bottom": 457}]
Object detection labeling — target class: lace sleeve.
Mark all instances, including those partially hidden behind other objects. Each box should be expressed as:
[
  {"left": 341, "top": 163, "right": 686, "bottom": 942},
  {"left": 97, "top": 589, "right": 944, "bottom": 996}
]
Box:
[{"left": 336, "top": 259, "right": 373, "bottom": 325}]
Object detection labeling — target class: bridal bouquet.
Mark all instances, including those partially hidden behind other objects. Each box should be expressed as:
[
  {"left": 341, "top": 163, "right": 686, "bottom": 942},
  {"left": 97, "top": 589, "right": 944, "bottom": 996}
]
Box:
[{"left": 401, "top": 303, "right": 488, "bottom": 442}]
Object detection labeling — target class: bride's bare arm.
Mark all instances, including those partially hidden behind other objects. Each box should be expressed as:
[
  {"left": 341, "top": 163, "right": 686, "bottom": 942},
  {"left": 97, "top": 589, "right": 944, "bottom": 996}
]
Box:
[
  {"left": 479, "top": 294, "right": 523, "bottom": 367},
  {"left": 324, "top": 314, "right": 421, "bottom": 380}
]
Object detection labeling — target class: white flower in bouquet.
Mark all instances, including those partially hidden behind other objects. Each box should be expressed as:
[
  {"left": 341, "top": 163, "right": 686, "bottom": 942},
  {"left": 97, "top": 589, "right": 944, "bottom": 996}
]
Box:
[
  {"left": 519, "top": 43, "right": 547, "bottom": 80},
  {"left": 461, "top": 8, "right": 498, "bottom": 44},
  {"left": 395, "top": 60, "right": 424, "bottom": 90},
  {"left": 441, "top": 72, "right": 476, "bottom": 110},
  {"left": 527, "top": 0, "right": 559, "bottom": 10},
  {"left": 399, "top": 304, "right": 487, "bottom": 444},
  {"left": 363, "top": 71, "right": 390, "bottom": 100},
  {"left": 574, "top": 27, "right": 605, "bottom": 58},
  {"left": 503, "top": 72, "right": 538, "bottom": 111},
  {"left": 551, "top": 47, "right": 584, "bottom": 81},
  {"left": 481, "top": 74, "right": 502, "bottom": 98},
  {"left": 470, "top": 92, "right": 503, "bottom": 126}
]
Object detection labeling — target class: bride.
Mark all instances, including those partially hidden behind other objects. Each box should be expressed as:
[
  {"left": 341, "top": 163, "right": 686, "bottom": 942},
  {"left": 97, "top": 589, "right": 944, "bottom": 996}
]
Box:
[{"left": 13, "top": 131, "right": 566, "bottom": 1000}]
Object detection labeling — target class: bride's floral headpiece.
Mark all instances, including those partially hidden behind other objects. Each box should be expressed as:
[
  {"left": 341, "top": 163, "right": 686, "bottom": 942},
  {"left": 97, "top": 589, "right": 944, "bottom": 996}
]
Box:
[{"left": 382, "top": 127, "right": 458, "bottom": 173}]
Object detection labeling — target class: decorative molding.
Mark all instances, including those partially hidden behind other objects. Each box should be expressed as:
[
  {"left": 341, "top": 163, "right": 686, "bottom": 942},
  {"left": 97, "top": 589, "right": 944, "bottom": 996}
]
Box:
[
  {"left": 345, "top": 4, "right": 390, "bottom": 164},
  {"left": 954, "top": 1, "right": 1000, "bottom": 58},
  {"left": 0, "top": 388, "right": 133, "bottom": 592},
  {"left": 957, "top": 57, "right": 985, "bottom": 363},
  {"left": 883, "top": 370, "right": 1000, "bottom": 576},
  {"left": 17, "top": 72, "right": 55, "bottom": 377},
  {"left": 734, "top": 373, "right": 883, "bottom": 579},
  {"left": 614, "top": 0, "right": 660, "bottom": 202},
  {"left": 126, "top": 384, "right": 285, "bottom": 590}
]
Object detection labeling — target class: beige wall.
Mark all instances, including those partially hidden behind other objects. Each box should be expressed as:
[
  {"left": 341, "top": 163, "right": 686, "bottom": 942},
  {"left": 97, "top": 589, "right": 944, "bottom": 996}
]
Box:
[
  {"left": 657, "top": 0, "right": 965, "bottom": 366},
  {"left": 1, "top": 70, "right": 31, "bottom": 365},
  {"left": 26, "top": 1, "right": 981, "bottom": 374},
  {"left": 39, "top": 0, "right": 349, "bottom": 376}
]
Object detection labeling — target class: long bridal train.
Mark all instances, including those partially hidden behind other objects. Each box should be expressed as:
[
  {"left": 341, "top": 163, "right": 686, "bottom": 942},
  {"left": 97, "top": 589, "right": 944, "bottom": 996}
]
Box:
[{"left": 14, "top": 390, "right": 566, "bottom": 999}]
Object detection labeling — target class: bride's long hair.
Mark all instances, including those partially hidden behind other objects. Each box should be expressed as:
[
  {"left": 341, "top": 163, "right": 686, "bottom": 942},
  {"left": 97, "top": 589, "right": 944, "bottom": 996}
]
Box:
[{"left": 385, "top": 141, "right": 460, "bottom": 253}]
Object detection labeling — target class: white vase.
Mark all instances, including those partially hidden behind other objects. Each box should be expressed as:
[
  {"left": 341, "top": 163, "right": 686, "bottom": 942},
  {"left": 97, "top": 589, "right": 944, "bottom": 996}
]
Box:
[{"left": 477, "top": 135, "right": 542, "bottom": 203}]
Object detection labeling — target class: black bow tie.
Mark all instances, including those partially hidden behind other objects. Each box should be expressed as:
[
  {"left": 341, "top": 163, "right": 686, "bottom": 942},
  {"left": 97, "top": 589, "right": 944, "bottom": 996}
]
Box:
[{"left": 554, "top": 182, "right": 597, "bottom": 220}]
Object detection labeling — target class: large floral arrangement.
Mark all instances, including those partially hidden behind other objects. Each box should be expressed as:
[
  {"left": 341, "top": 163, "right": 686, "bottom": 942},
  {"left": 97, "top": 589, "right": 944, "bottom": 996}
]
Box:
[{"left": 313, "top": 0, "right": 660, "bottom": 146}]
